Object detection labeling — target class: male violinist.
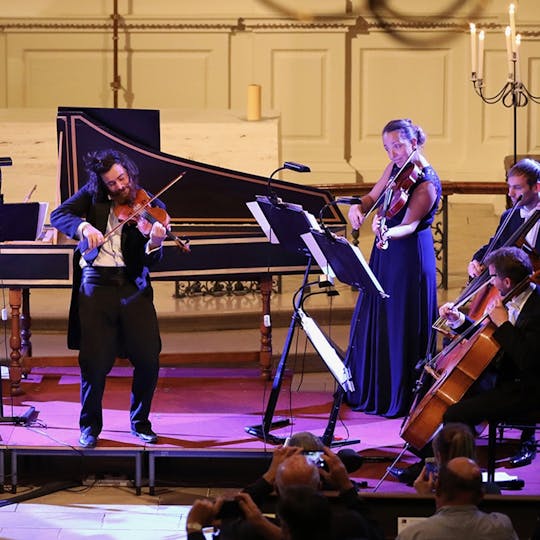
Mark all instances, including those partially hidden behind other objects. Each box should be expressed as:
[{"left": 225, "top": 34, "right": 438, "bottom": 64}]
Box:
[
  {"left": 390, "top": 246, "right": 540, "bottom": 485},
  {"left": 466, "top": 158, "right": 540, "bottom": 467},
  {"left": 50, "top": 149, "right": 167, "bottom": 448}
]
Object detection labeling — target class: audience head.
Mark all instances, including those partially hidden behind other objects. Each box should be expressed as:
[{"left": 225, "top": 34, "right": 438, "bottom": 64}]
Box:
[
  {"left": 435, "top": 457, "right": 483, "bottom": 507},
  {"left": 287, "top": 431, "right": 323, "bottom": 452},
  {"left": 277, "top": 485, "right": 332, "bottom": 540},
  {"left": 433, "top": 422, "right": 476, "bottom": 464},
  {"left": 275, "top": 454, "right": 320, "bottom": 495}
]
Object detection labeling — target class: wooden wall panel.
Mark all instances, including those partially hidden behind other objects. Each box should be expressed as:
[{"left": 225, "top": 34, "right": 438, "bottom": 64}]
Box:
[{"left": 1, "top": 0, "right": 540, "bottom": 190}]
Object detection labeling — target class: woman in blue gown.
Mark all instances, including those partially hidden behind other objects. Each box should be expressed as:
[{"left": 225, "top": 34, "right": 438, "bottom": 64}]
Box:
[{"left": 345, "top": 119, "right": 442, "bottom": 418}]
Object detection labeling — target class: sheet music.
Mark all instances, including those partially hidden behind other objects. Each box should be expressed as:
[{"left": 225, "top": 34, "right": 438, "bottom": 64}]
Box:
[
  {"left": 301, "top": 230, "right": 387, "bottom": 298},
  {"left": 36, "top": 202, "right": 49, "bottom": 240},
  {"left": 297, "top": 307, "right": 354, "bottom": 393}
]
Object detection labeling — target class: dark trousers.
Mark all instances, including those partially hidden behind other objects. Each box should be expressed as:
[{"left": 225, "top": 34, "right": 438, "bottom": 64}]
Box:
[
  {"left": 443, "top": 382, "right": 538, "bottom": 442},
  {"left": 78, "top": 268, "right": 161, "bottom": 436}
]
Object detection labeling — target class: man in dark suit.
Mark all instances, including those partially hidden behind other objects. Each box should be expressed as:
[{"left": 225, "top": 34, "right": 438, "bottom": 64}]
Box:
[
  {"left": 441, "top": 246, "right": 540, "bottom": 457},
  {"left": 50, "top": 149, "right": 167, "bottom": 448},
  {"left": 467, "top": 158, "right": 539, "bottom": 279},
  {"left": 465, "top": 158, "right": 539, "bottom": 467},
  {"left": 390, "top": 246, "right": 540, "bottom": 484}
]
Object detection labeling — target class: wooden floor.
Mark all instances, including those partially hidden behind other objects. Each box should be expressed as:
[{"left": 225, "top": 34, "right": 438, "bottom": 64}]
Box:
[
  {"left": 2, "top": 200, "right": 540, "bottom": 539},
  {"left": 1, "top": 365, "right": 540, "bottom": 539}
]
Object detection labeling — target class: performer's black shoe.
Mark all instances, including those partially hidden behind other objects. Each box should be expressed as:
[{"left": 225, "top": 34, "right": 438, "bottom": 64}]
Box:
[
  {"left": 79, "top": 432, "right": 98, "bottom": 448},
  {"left": 131, "top": 427, "right": 158, "bottom": 444},
  {"left": 509, "top": 440, "right": 537, "bottom": 468},
  {"left": 387, "top": 461, "right": 424, "bottom": 485}
]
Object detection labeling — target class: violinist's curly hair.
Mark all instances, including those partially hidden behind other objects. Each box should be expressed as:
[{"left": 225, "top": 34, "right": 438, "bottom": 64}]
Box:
[
  {"left": 83, "top": 149, "right": 140, "bottom": 201},
  {"left": 508, "top": 158, "right": 540, "bottom": 188},
  {"left": 383, "top": 118, "right": 426, "bottom": 147}
]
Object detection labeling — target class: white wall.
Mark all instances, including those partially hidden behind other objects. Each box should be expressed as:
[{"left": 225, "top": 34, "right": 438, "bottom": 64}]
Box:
[{"left": 1, "top": 0, "right": 539, "bottom": 200}]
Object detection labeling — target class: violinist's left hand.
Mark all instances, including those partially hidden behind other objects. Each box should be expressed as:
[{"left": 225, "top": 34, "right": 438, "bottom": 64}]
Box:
[
  {"left": 486, "top": 297, "right": 509, "bottom": 327},
  {"left": 149, "top": 221, "right": 167, "bottom": 249},
  {"left": 372, "top": 215, "right": 389, "bottom": 250}
]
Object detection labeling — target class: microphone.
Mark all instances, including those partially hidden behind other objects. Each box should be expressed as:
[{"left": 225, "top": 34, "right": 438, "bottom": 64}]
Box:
[
  {"left": 267, "top": 161, "right": 311, "bottom": 203},
  {"left": 283, "top": 161, "right": 311, "bottom": 173},
  {"left": 334, "top": 196, "right": 362, "bottom": 205}
]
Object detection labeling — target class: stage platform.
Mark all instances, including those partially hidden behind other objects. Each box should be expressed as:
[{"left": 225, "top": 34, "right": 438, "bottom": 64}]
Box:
[{"left": 2, "top": 365, "right": 540, "bottom": 539}]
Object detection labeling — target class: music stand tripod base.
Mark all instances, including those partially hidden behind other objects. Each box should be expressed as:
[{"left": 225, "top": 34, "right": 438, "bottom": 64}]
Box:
[
  {"left": 0, "top": 406, "right": 36, "bottom": 426},
  {"left": 245, "top": 420, "right": 291, "bottom": 445}
]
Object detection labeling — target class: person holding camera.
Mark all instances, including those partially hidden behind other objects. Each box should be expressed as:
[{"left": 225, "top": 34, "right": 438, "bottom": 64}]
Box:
[
  {"left": 185, "top": 439, "right": 382, "bottom": 539},
  {"left": 234, "top": 443, "right": 383, "bottom": 540},
  {"left": 396, "top": 457, "right": 518, "bottom": 540}
]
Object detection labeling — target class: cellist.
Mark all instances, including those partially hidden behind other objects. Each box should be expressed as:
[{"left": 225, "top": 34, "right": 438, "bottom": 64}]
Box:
[
  {"left": 468, "top": 158, "right": 539, "bottom": 279},
  {"left": 390, "top": 247, "right": 540, "bottom": 485},
  {"left": 466, "top": 158, "right": 540, "bottom": 468}
]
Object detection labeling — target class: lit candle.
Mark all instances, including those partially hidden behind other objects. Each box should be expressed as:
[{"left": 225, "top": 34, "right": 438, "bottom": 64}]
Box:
[
  {"left": 509, "top": 3, "right": 516, "bottom": 53},
  {"left": 469, "top": 23, "right": 477, "bottom": 75},
  {"left": 505, "top": 26, "right": 513, "bottom": 79},
  {"left": 515, "top": 34, "right": 521, "bottom": 83},
  {"left": 477, "top": 30, "right": 485, "bottom": 80}
]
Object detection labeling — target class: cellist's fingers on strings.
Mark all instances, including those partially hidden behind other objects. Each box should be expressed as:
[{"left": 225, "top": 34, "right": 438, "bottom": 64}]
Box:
[
  {"left": 81, "top": 223, "right": 104, "bottom": 250},
  {"left": 486, "top": 297, "right": 509, "bottom": 327},
  {"left": 438, "top": 302, "right": 460, "bottom": 322},
  {"left": 467, "top": 259, "right": 484, "bottom": 278}
]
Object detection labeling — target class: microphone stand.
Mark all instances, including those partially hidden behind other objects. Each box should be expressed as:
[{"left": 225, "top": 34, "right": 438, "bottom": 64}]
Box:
[
  {"left": 267, "top": 161, "right": 311, "bottom": 204},
  {"left": 0, "top": 157, "right": 37, "bottom": 434}
]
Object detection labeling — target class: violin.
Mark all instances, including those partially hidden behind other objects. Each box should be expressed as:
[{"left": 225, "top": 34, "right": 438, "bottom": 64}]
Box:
[
  {"left": 374, "top": 154, "right": 422, "bottom": 250},
  {"left": 79, "top": 172, "right": 189, "bottom": 263},
  {"left": 384, "top": 161, "right": 422, "bottom": 219},
  {"left": 114, "top": 188, "right": 190, "bottom": 253}
]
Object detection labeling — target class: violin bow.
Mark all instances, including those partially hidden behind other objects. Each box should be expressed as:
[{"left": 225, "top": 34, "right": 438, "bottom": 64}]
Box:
[{"left": 80, "top": 171, "right": 186, "bottom": 258}]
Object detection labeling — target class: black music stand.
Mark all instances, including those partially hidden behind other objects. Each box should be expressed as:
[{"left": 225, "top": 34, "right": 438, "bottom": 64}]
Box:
[
  {"left": 301, "top": 229, "right": 387, "bottom": 446},
  {"left": 245, "top": 196, "right": 322, "bottom": 444}
]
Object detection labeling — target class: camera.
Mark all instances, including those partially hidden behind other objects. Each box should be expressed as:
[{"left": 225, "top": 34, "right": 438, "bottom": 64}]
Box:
[
  {"left": 216, "top": 499, "right": 243, "bottom": 519},
  {"left": 424, "top": 458, "right": 438, "bottom": 477},
  {"left": 303, "top": 451, "right": 327, "bottom": 470}
]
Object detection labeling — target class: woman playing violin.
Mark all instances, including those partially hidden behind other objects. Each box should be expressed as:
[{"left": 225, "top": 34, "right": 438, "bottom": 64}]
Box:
[
  {"left": 50, "top": 149, "right": 168, "bottom": 448},
  {"left": 345, "top": 118, "right": 442, "bottom": 417}
]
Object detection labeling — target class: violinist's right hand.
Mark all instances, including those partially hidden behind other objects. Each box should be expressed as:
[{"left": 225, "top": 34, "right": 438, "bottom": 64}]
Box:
[
  {"left": 439, "top": 302, "right": 461, "bottom": 323},
  {"left": 348, "top": 204, "right": 365, "bottom": 230},
  {"left": 467, "top": 259, "right": 483, "bottom": 278},
  {"left": 81, "top": 223, "right": 104, "bottom": 250}
]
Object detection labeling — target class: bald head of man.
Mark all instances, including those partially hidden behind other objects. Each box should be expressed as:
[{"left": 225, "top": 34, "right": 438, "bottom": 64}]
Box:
[
  {"left": 435, "top": 457, "right": 483, "bottom": 507},
  {"left": 275, "top": 454, "right": 321, "bottom": 496}
]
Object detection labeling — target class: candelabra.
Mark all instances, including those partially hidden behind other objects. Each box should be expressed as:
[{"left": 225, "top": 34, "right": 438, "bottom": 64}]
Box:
[{"left": 469, "top": 5, "right": 540, "bottom": 165}]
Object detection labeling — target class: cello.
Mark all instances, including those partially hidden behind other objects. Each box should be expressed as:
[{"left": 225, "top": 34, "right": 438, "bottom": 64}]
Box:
[
  {"left": 432, "top": 208, "right": 540, "bottom": 333},
  {"left": 401, "top": 269, "right": 539, "bottom": 451}
]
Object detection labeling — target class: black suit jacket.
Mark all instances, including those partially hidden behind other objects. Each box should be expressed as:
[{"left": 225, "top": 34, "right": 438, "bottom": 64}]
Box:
[
  {"left": 472, "top": 208, "right": 540, "bottom": 263},
  {"left": 456, "top": 286, "right": 540, "bottom": 395},
  {"left": 50, "top": 183, "right": 164, "bottom": 349}
]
